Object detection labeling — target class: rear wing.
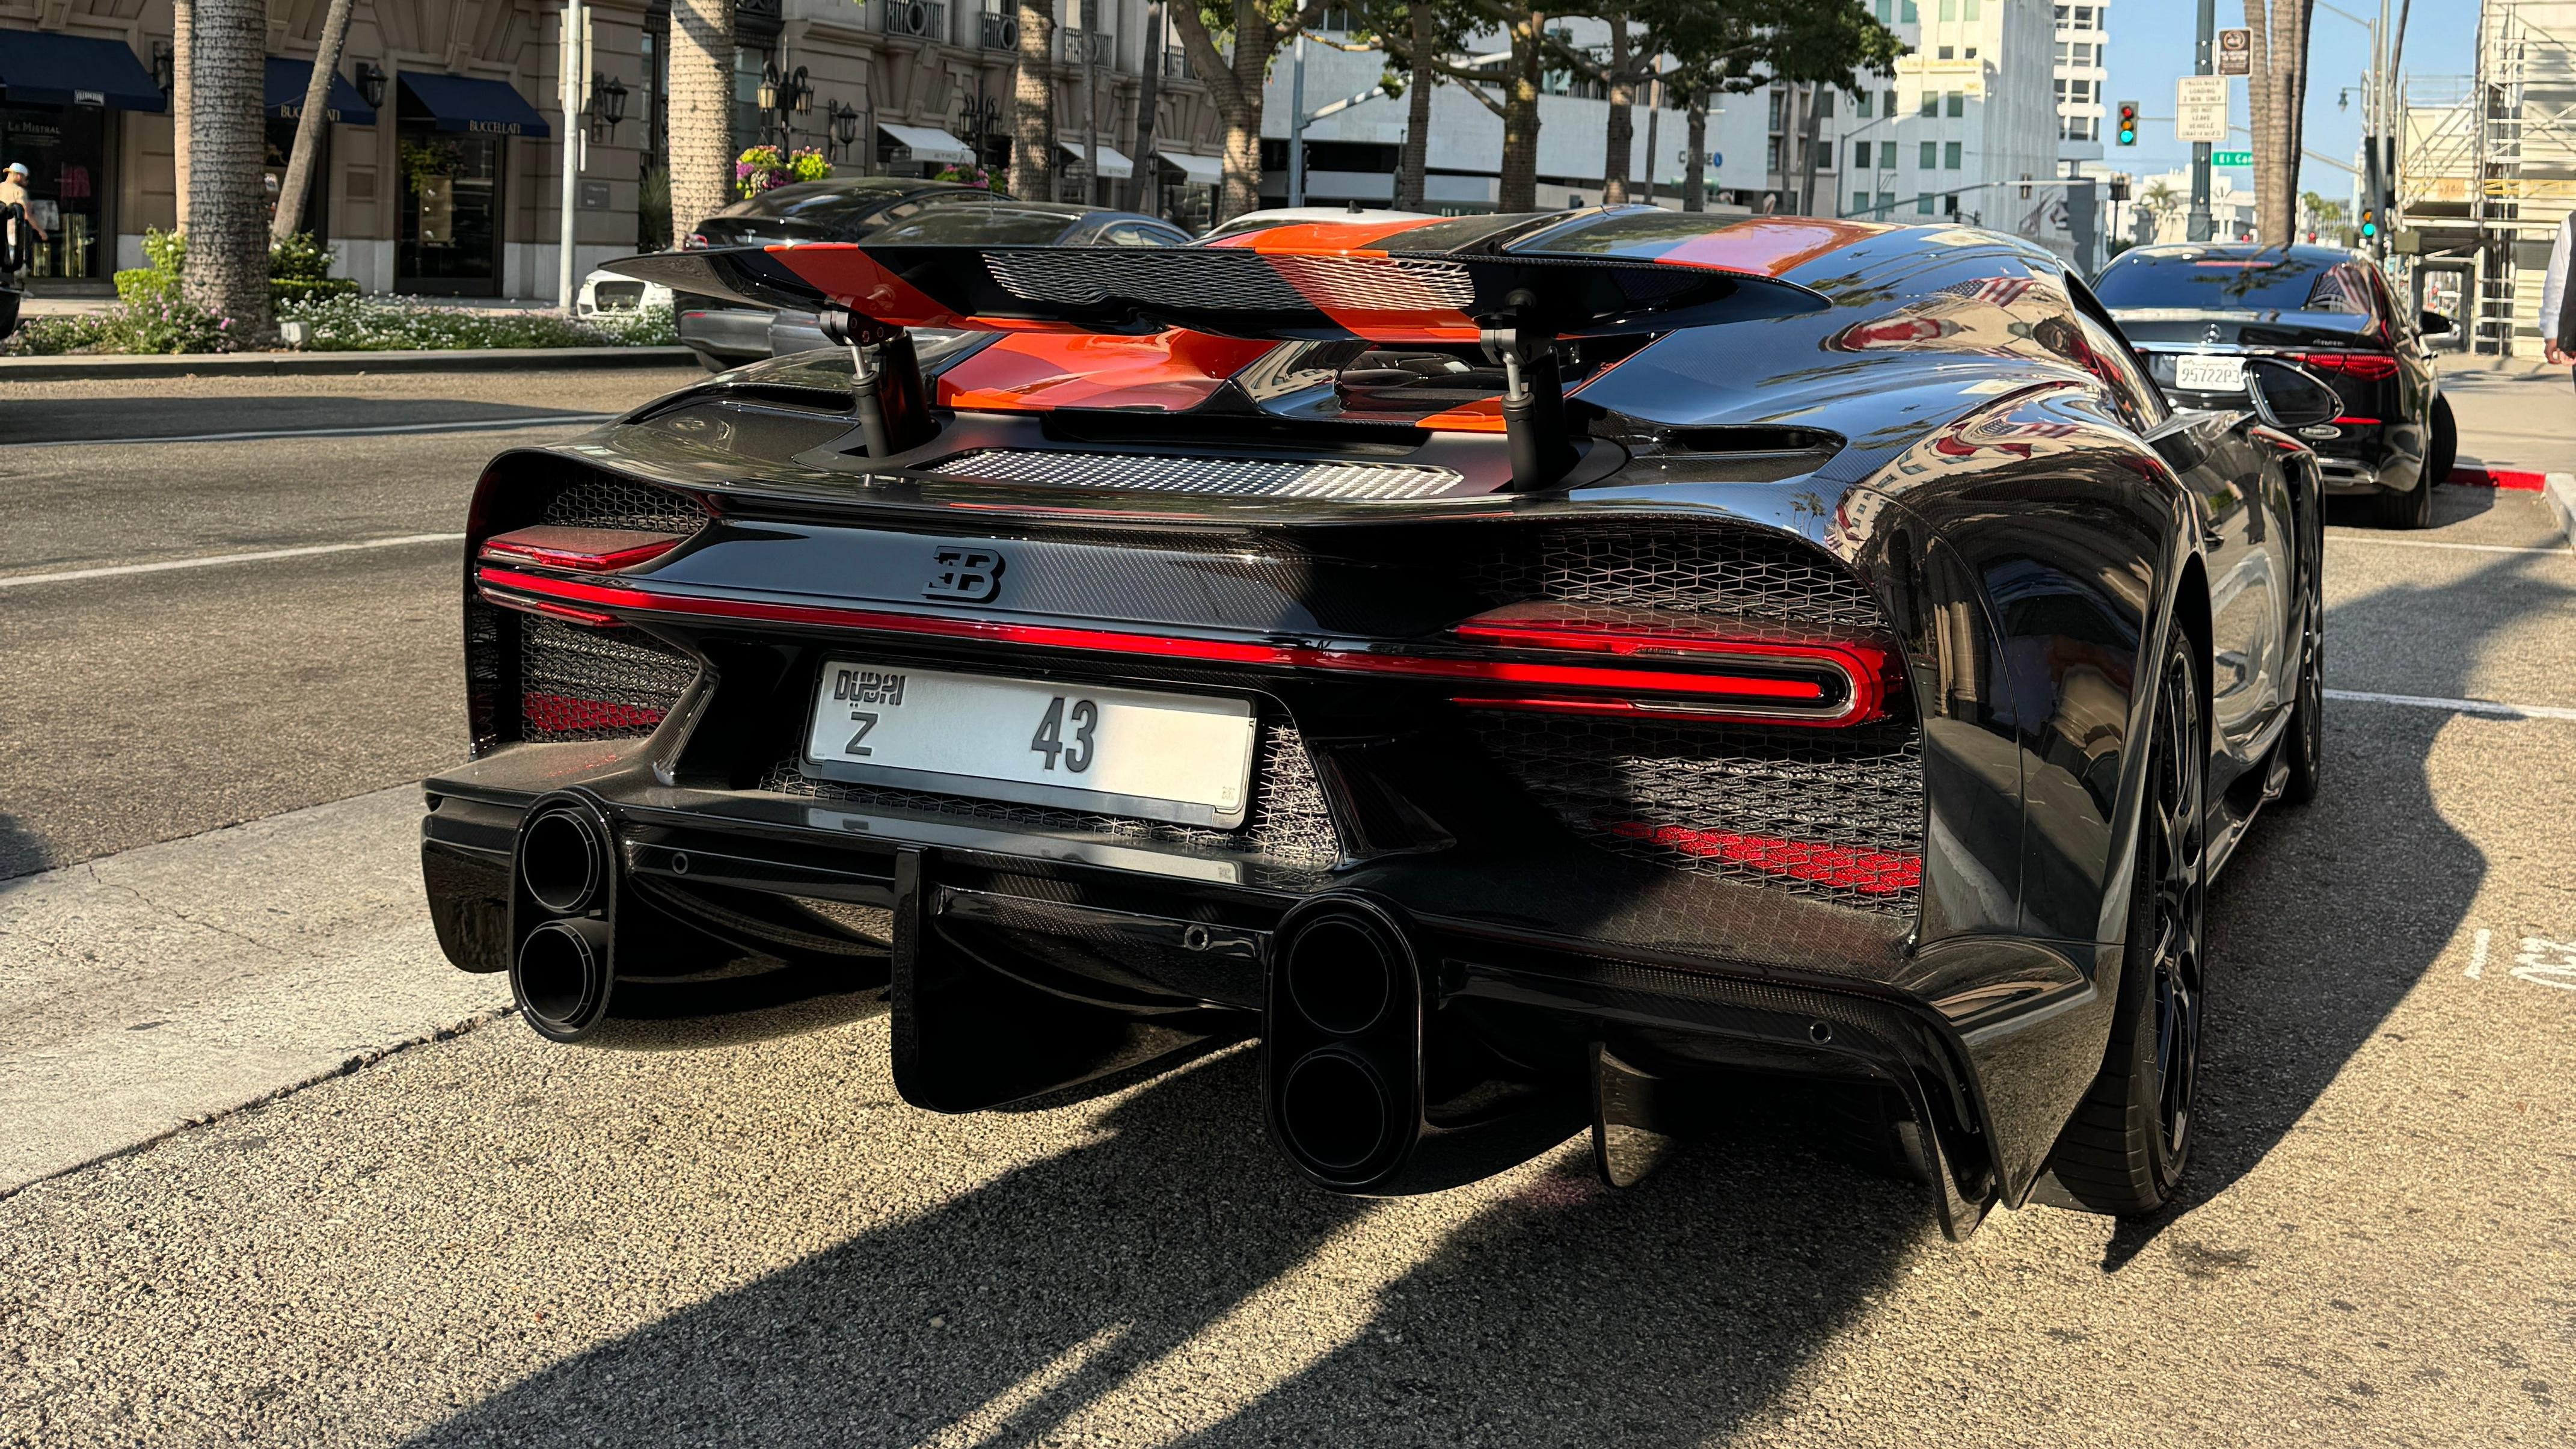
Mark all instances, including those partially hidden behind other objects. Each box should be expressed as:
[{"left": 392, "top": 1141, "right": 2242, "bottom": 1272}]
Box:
[
  {"left": 606, "top": 242, "right": 1830, "bottom": 488},
  {"left": 604, "top": 242, "right": 1829, "bottom": 344}
]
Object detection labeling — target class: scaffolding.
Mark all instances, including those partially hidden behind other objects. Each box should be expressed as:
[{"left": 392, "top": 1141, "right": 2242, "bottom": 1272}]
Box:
[{"left": 2402, "top": 2, "right": 2576, "bottom": 354}]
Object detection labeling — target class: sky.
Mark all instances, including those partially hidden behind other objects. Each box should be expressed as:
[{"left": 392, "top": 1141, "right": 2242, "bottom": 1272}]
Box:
[{"left": 2100, "top": 0, "right": 2477, "bottom": 199}]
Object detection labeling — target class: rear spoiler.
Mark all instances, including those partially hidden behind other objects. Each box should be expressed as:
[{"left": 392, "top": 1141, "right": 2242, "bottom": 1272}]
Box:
[{"left": 607, "top": 243, "right": 1831, "bottom": 488}]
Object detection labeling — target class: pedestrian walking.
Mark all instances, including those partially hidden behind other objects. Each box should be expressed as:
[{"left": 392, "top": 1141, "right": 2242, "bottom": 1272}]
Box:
[
  {"left": 0, "top": 160, "right": 43, "bottom": 275},
  {"left": 2539, "top": 208, "right": 2576, "bottom": 385}
]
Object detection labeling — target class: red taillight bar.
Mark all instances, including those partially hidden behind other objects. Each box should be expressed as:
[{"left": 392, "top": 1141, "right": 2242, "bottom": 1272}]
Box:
[
  {"left": 475, "top": 569, "right": 1896, "bottom": 727},
  {"left": 480, "top": 526, "right": 687, "bottom": 573},
  {"left": 2287, "top": 351, "right": 2397, "bottom": 380}
]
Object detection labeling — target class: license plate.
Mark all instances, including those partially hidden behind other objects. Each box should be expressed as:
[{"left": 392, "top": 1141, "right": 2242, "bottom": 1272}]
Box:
[
  {"left": 801, "top": 662, "right": 1259, "bottom": 828},
  {"left": 2173, "top": 354, "right": 2245, "bottom": 392}
]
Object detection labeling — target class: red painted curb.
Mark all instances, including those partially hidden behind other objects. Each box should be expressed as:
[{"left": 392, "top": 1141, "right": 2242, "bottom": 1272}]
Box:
[{"left": 2449, "top": 466, "right": 2549, "bottom": 490}]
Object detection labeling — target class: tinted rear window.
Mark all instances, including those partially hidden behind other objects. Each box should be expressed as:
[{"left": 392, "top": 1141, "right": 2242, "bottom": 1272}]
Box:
[
  {"left": 2094, "top": 251, "right": 2374, "bottom": 315},
  {"left": 714, "top": 179, "right": 946, "bottom": 225},
  {"left": 865, "top": 201, "right": 1082, "bottom": 244}
]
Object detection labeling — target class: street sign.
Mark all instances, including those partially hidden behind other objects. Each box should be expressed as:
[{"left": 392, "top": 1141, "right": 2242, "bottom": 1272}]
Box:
[
  {"left": 2177, "top": 75, "right": 2230, "bottom": 144},
  {"left": 2216, "top": 28, "right": 2252, "bottom": 76},
  {"left": 2212, "top": 149, "right": 2252, "bottom": 167}
]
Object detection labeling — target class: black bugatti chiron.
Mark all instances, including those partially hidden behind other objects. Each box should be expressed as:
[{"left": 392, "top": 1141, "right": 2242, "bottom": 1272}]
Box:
[{"left": 419, "top": 209, "right": 2338, "bottom": 1237}]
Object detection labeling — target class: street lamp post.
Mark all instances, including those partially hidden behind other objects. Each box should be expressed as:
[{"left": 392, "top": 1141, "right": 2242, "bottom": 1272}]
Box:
[{"left": 2189, "top": 0, "right": 2213, "bottom": 242}]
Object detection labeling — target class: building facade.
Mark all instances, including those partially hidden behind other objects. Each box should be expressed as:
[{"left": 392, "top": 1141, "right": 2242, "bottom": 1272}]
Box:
[{"left": 0, "top": 0, "right": 1231, "bottom": 298}]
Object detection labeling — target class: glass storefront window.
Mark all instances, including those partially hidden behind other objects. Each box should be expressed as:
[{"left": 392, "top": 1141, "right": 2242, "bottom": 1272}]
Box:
[
  {"left": 2, "top": 103, "right": 107, "bottom": 279},
  {"left": 396, "top": 128, "right": 503, "bottom": 294},
  {"left": 262, "top": 118, "right": 330, "bottom": 242}
]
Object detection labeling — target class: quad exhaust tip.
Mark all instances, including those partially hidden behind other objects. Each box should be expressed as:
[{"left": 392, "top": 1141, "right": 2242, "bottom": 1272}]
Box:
[
  {"left": 514, "top": 918, "right": 615, "bottom": 1035},
  {"left": 1269, "top": 901, "right": 1416, "bottom": 1181},
  {"left": 518, "top": 808, "right": 607, "bottom": 915}
]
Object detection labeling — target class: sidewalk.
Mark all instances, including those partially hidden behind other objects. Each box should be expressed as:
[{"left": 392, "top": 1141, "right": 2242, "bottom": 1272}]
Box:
[
  {"left": 0, "top": 346, "right": 698, "bottom": 381},
  {"left": 2436, "top": 360, "right": 2576, "bottom": 543}
]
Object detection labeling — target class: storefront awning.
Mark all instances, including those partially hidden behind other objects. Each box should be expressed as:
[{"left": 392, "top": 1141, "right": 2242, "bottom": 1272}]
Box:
[
  {"left": 1156, "top": 149, "right": 1222, "bottom": 187},
  {"left": 0, "top": 28, "right": 165, "bottom": 112},
  {"left": 397, "top": 72, "right": 548, "bottom": 138},
  {"left": 1058, "top": 141, "right": 1133, "bottom": 180},
  {"left": 879, "top": 123, "right": 974, "bottom": 165},
  {"left": 264, "top": 58, "right": 376, "bottom": 127}
]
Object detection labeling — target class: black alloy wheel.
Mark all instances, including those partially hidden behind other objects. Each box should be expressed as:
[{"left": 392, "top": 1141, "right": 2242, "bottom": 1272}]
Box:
[
  {"left": 2041, "top": 631, "right": 2208, "bottom": 1215},
  {"left": 2283, "top": 491, "right": 2326, "bottom": 805}
]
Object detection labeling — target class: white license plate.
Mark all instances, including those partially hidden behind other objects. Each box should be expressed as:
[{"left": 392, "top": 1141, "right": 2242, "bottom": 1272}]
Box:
[
  {"left": 801, "top": 662, "right": 1259, "bottom": 828},
  {"left": 2174, "top": 354, "right": 2246, "bottom": 392}
]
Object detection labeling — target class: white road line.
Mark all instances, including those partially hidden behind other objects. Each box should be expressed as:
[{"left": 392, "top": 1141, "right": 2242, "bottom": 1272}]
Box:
[
  {"left": 2469, "top": 928, "right": 2491, "bottom": 980},
  {"left": 0, "top": 534, "right": 464, "bottom": 589},
  {"left": 2324, "top": 534, "right": 2574, "bottom": 556},
  {"left": 2325, "top": 688, "right": 2576, "bottom": 722},
  {"left": 1, "top": 412, "right": 615, "bottom": 449}
]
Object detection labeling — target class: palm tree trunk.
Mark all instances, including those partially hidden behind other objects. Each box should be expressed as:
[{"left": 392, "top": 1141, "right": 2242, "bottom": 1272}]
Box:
[
  {"left": 2243, "top": 0, "right": 2311, "bottom": 245},
  {"left": 666, "top": 0, "right": 734, "bottom": 247},
  {"left": 1498, "top": 8, "right": 1542, "bottom": 212},
  {"left": 271, "top": 0, "right": 355, "bottom": 242},
  {"left": 1011, "top": 0, "right": 1055, "bottom": 201},
  {"left": 172, "top": 0, "right": 192, "bottom": 232},
  {"left": 1682, "top": 90, "right": 1707, "bottom": 213},
  {"left": 184, "top": 0, "right": 271, "bottom": 343},
  {"left": 1601, "top": 12, "right": 1631, "bottom": 206},
  {"left": 1396, "top": 2, "right": 1432, "bottom": 211}
]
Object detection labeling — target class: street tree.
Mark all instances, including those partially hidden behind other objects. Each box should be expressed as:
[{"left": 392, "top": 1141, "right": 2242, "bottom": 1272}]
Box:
[
  {"left": 1012, "top": 0, "right": 1056, "bottom": 201},
  {"left": 271, "top": 0, "right": 356, "bottom": 241},
  {"left": 183, "top": 0, "right": 272, "bottom": 342},
  {"left": 666, "top": 0, "right": 734, "bottom": 247},
  {"left": 1170, "top": 2, "right": 1334, "bottom": 223},
  {"left": 1349, "top": 1, "right": 1481, "bottom": 210},
  {"left": 173, "top": 0, "right": 192, "bottom": 231},
  {"left": 2242, "top": 0, "right": 2314, "bottom": 245}
]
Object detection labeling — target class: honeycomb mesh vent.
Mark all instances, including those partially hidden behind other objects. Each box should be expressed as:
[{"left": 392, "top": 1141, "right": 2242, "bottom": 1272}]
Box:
[
  {"left": 1479, "top": 522, "right": 1884, "bottom": 628},
  {"left": 927, "top": 449, "right": 1464, "bottom": 501},
  {"left": 764, "top": 721, "right": 1340, "bottom": 868},
  {"left": 542, "top": 476, "right": 710, "bottom": 533},
  {"left": 518, "top": 617, "right": 700, "bottom": 741},
  {"left": 1472, "top": 714, "right": 1926, "bottom": 913}
]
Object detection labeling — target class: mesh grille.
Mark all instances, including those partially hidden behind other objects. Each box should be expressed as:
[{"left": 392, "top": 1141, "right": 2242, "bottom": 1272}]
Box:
[
  {"left": 1473, "top": 714, "right": 1925, "bottom": 913},
  {"left": 542, "top": 476, "right": 710, "bottom": 533},
  {"left": 1479, "top": 523, "right": 1884, "bottom": 628},
  {"left": 518, "top": 617, "right": 701, "bottom": 741},
  {"left": 987, "top": 248, "right": 1313, "bottom": 312},
  {"left": 927, "top": 449, "right": 1464, "bottom": 500},
  {"left": 764, "top": 721, "right": 1340, "bottom": 869}
]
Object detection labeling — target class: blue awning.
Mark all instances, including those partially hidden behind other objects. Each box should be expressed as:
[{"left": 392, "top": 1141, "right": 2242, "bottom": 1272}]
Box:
[
  {"left": 264, "top": 58, "right": 376, "bottom": 126},
  {"left": 397, "top": 72, "right": 548, "bottom": 138},
  {"left": 0, "top": 28, "right": 165, "bottom": 112}
]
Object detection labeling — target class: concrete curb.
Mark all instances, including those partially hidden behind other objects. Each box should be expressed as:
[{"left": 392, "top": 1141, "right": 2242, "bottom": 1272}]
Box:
[
  {"left": 0, "top": 345, "right": 699, "bottom": 381},
  {"left": 2547, "top": 473, "right": 2576, "bottom": 549}
]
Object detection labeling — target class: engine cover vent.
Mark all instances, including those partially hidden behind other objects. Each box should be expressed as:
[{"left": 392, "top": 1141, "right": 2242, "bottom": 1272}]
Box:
[{"left": 927, "top": 448, "right": 1464, "bottom": 501}]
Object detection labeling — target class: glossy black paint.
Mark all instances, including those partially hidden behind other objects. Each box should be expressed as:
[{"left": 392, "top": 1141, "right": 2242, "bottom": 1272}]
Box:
[{"left": 425, "top": 212, "right": 2325, "bottom": 1229}]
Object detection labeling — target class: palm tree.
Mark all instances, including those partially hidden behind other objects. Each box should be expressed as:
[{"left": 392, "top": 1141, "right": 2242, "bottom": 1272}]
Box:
[
  {"left": 172, "top": 0, "right": 192, "bottom": 231},
  {"left": 666, "top": 0, "right": 735, "bottom": 247},
  {"left": 1394, "top": 3, "right": 1434, "bottom": 211},
  {"left": 183, "top": 0, "right": 271, "bottom": 342},
  {"left": 272, "top": 0, "right": 356, "bottom": 241},
  {"left": 1011, "top": 0, "right": 1055, "bottom": 201}
]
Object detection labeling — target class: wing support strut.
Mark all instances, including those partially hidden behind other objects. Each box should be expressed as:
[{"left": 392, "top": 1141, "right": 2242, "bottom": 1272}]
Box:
[
  {"left": 1480, "top": 291, "right": 1579, "bottom": 492},
  {"left": 818, "top": 303, "right": 934, "bottom": 458}
]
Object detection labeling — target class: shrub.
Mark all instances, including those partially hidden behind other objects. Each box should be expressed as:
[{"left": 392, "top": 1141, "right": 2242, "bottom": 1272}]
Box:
[
  {"left": 735, "top": 145, "right": 830, "bottom": 198},
  {"left": 2, "top": 313, "right": 115, "bottom": 355},
  {"left": 275, "top": 294, "right": 677, "bottom": 351}
]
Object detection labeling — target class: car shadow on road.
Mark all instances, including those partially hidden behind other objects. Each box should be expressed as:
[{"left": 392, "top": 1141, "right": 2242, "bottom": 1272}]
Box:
[
  {"left": 405, "top": 1050, "right": 1926, "bottom": 1448},
  {"left": 0, "top": 396, "right": 605, "bottom": 448},
  {"left": 2100, "top": 544, "right": 2571, "bottom": 1269}
]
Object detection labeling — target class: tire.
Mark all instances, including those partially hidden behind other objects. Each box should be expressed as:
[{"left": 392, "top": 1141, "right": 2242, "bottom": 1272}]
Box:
[
  {"left": 2282, "top": 484, "right": 2325, "bottom": 806},
  {"left": 2041, "top": 630, "right": 2207, "bottom": 1216},
  {"left": 2371, "top": 462, "right": 2433, "bottom": 529},
  {"left": 690, "top": 347, "right": 732, "bottom": 374},
  {"left": 2427, "top": 395, "right": 2458, "bottom": 490}
]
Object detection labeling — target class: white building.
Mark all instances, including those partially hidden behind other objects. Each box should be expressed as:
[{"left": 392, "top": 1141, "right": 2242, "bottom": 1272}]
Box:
[
  {"left": 2053, "top": 1, "right": 2109, "bottom": 148},
  {"left": 1839, "top": 0, "right": 2064, "bottom": 250}
]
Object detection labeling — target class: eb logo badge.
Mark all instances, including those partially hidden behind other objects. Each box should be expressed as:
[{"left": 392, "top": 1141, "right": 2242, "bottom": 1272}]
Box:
[{"left": 925, "top": 546, "right": 1005, "bottom": 602}]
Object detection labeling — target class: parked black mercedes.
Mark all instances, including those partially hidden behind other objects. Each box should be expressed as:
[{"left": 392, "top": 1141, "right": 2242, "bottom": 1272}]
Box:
[
  {"left": 421, "top": 211, "right": 2337, "bottom": 1238},
  {"left": 675, "top": 177, "right": 1189, "bottom": 369},
  {"left": 2097, "top": 241, "right": 2454, "bottom": 528}
]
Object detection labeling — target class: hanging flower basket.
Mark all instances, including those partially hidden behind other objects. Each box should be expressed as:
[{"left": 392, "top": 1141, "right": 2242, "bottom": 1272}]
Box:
[{"left": 735, "top": 146, "right": 832, "bottom": 198}]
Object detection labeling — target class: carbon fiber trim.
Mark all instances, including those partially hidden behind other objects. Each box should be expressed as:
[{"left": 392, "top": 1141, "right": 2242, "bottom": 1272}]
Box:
[{"left": 925, "top": 449, "right": 1464, "bottom": 500}]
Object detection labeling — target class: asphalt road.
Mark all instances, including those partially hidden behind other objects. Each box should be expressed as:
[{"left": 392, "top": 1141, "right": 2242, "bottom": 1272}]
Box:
[{"left": 2, "top": 366, "right": 2574, "bottom": 1447}]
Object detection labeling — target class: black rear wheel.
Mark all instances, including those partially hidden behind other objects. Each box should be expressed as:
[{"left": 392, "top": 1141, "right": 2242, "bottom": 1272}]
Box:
[
  {"left": 2041, "top": 631, "right": 2207, "bottom": 1215},
  {"left": 2283, "top": 484, "right": 2326, "bottom": 805}
]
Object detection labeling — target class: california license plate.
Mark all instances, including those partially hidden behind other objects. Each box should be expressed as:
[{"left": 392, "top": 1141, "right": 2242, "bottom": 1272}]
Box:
[
  {"left": 2173, "top": 354, "right": 2245, "bottom": 392},
  {"left": 800, "top": 662, "right": 1259, "bottom": 828}
]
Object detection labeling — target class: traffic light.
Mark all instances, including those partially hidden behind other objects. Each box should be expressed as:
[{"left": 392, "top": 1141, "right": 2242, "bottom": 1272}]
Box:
[
  {"left": 2116, "top": 100, "right": 2138, "bottom": 146},
  {"left": 2360, "top": 209, "right": 2378, "bottom": 239}
]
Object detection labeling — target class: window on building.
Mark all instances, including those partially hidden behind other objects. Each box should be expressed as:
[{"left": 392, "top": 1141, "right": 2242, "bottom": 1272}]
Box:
[
  {"left": 1946, "top": 91, "right": 1964, "bottom": 117},
  {"left": 1919, "top": 140, "right": 1937, "bottom": 168},
  {"left": 2054, "top": 2, "right": 2070, "bottom": 19},
  {"left": 1881, "top": 140, "right": 1898, "bottom": 168},
  {"left": 1884, "top": 90, "right": 1900, "bottom": 115},
  {"left": 1939, "top": 0, "right": 1957, "bottom": 17},
  {"left": 2055, "top": 41, "right": 2070, "bottom": 63},
  {"left": 1964, "top": 0, "right": 1982, "bottom": 17},
  {"left": 1767, "top": 136, "right": 1782, "bottom": 171},
  {"left": 1817, "top": 90, "right": 1836, "bottom": 118},
  {"left": 1768, "top": 90, "right": 1786, "bottom": 129},
  {"left": 1880, "top": 191, "right": 1897, "bottom": 213},
  {"left": 1938, "top": 45, "right": 1955, "bottom": 59},
  {"left": 1945, "top": 141, "right": 1963, "bottom": 168},
  {"left": 1902, "top": 1, "right": 1918, "bottom": 20},
  {"left": 1854, "top": 138, "right": 1872, "bottom": 169},
  {"left": 1853, "top": 189, "right": 1872, "bottom": 215},
  {"left": 2073, "top": 42, "right": 2093, "bottom": 65},
  {"left": 1875, "top": 0, "right": 1892, "bottom": 20},
  {"left": 2054, "top": 79, "right": 2068, "bottom": 103},
  {"left": 1965, "top": 46, "right": 1978, "bottom": 57},
  {"left": 2075, "top": 5, "right": 2094, "bottom": 25},
  {"left": 1916, "top": 193, "right": 1934, "bottom": 215},
  {"left": 1920, "top": 91, "right": 1938, "bottom": 117},
  {"left": 1855, "top": 90, "right": 1874, "bottom": 118}
]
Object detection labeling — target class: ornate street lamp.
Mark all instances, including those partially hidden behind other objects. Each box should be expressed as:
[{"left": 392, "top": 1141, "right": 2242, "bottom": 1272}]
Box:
[
  {"left": 150, "top": 41, "right": 173, "bottom": 96},
  {"left": 587, "top": 73, "right": 629, "bottom": 142},
  {"left": 830, "top": 100, "right": 862, "bottom": 161},
  {"left": 355, "top": 61, "right": 388, "bottom": 111}
]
